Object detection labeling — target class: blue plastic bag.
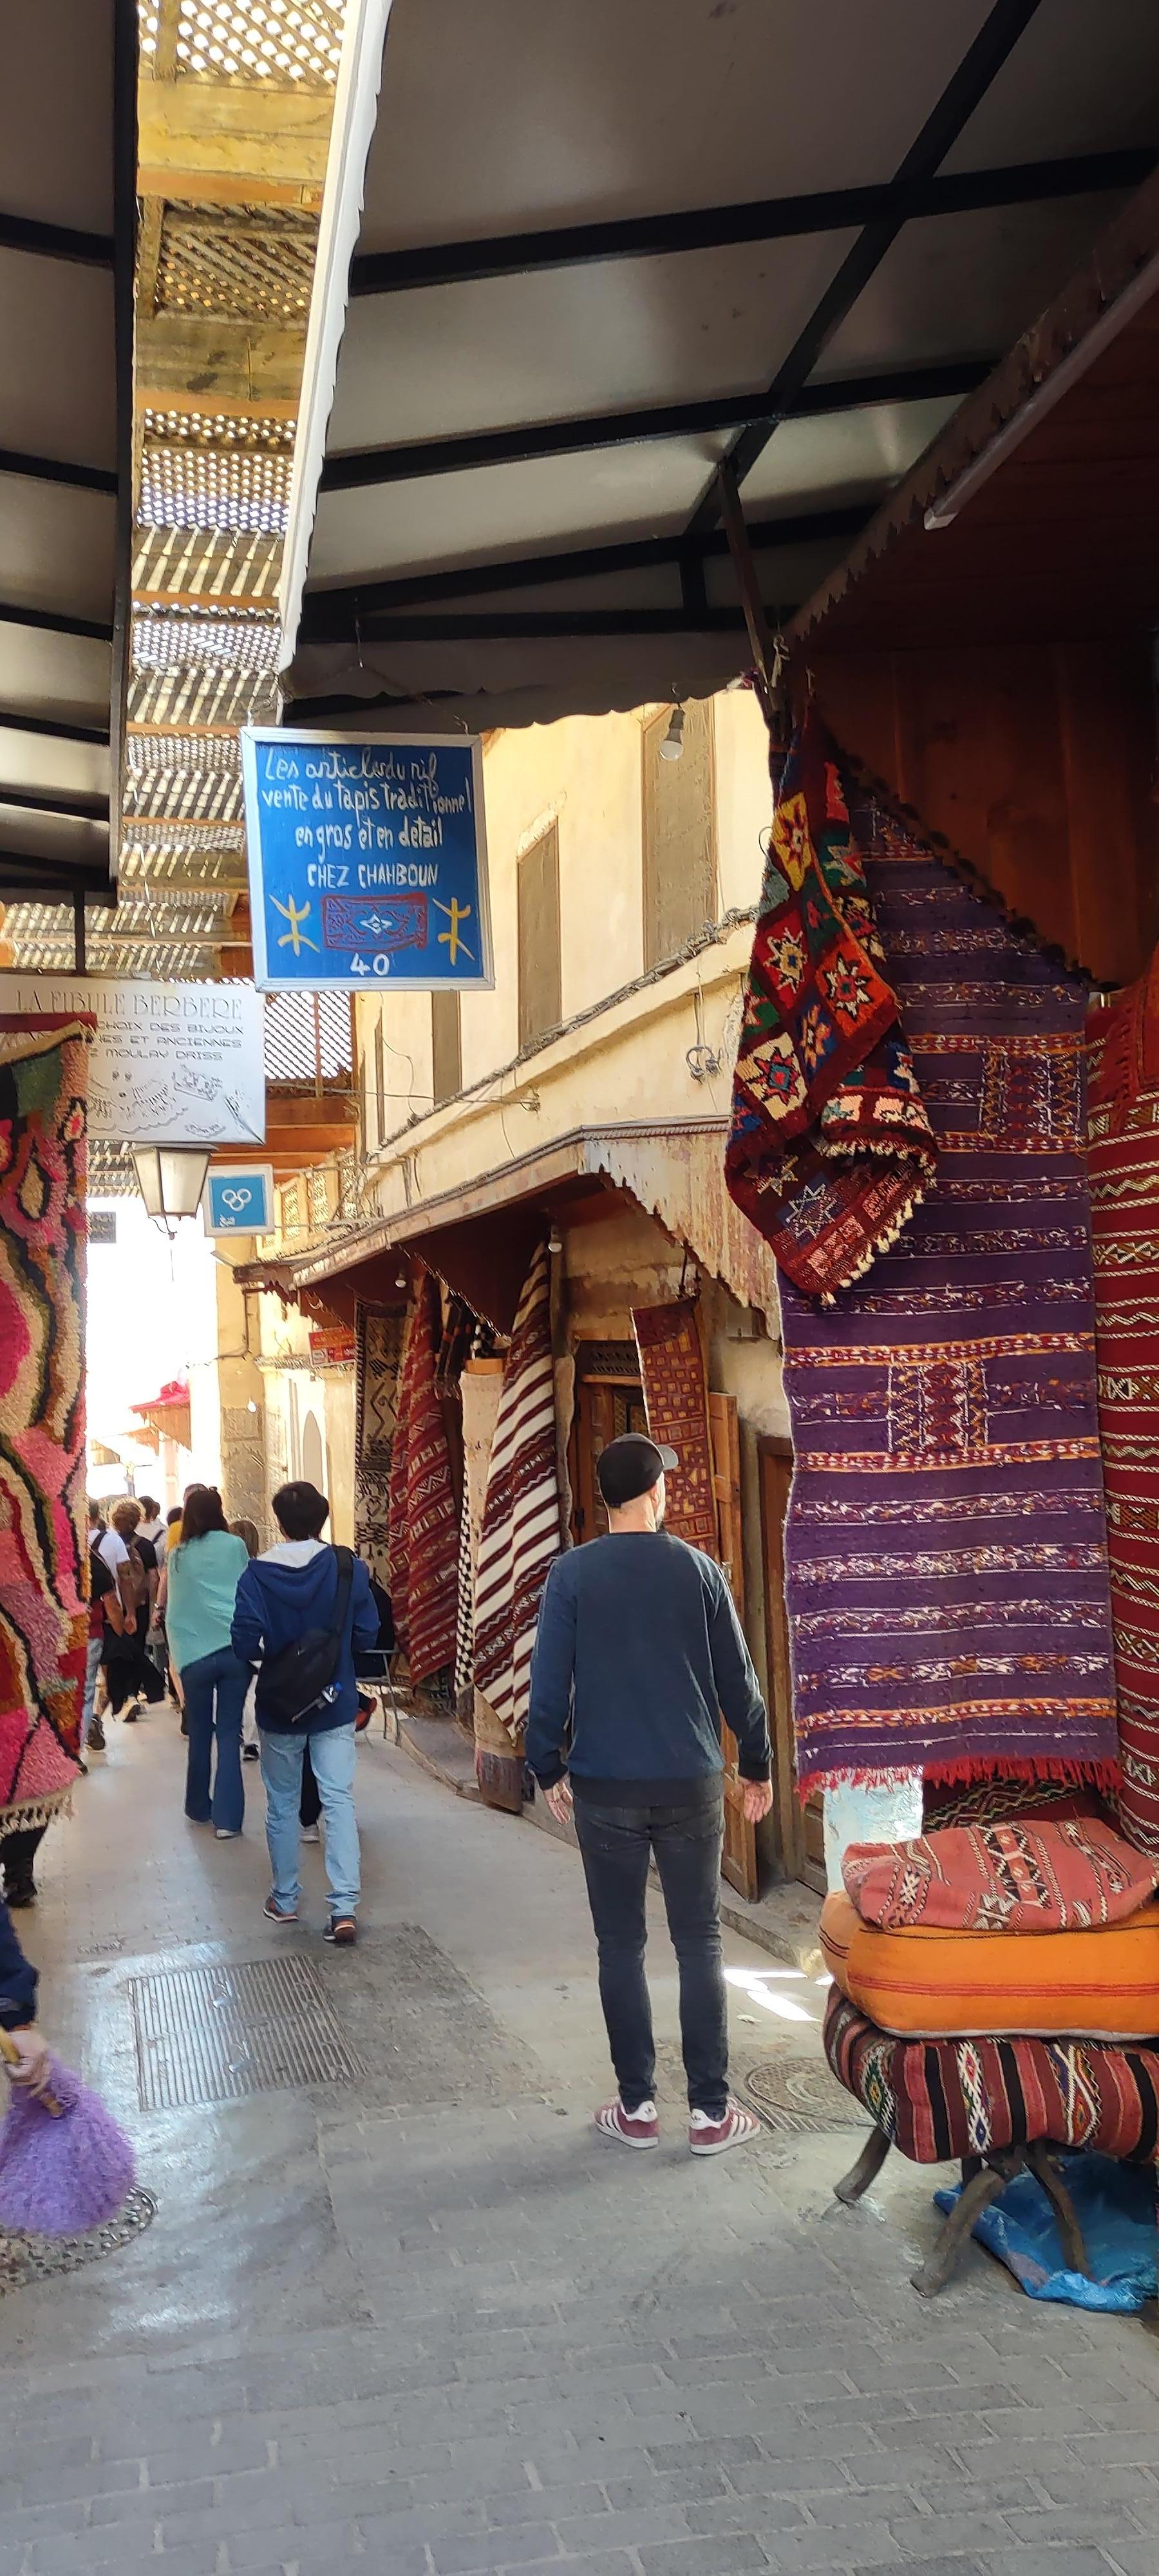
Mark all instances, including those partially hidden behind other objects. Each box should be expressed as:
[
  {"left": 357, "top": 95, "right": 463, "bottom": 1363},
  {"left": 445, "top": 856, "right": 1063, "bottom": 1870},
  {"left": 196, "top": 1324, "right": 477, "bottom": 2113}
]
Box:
[{"left": 934, "top": 2151, "right": 1158, "bottom": 2312}]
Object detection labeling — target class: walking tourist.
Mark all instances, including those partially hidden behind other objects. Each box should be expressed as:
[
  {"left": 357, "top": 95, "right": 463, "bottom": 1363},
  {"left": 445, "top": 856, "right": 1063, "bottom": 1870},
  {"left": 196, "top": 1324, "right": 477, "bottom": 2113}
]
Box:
[
  {"left": 167, "top": 1488, "right": 250, "bottom": 1837},
  {"left": 527, "top": 1432, "right": 774, "bottom": 2155},
  {"left": 83, "top": 1501, "right": 124, "bottom": 1760},
  {"left": 231, "top": 1481, "right": 378, "bottom": 1944},
  {"left": 100, "top": 1499, "right": 164, "bottom": 1721},
  {"left": 229, "top": 1520, "right": 263, "bottom": 1763}
]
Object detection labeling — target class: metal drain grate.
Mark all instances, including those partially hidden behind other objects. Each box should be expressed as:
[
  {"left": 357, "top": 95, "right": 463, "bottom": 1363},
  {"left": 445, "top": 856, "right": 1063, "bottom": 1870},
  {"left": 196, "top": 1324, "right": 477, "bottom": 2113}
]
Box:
[
  {"left": 128, "top": 1955, "right": 366, "bottom": 2110},
  {"left": 740, "top": 2055, "right": 872, "bottom": 2136},
  {"left": 1, "top": 2188, "right": 156, "bottom": 2295}
]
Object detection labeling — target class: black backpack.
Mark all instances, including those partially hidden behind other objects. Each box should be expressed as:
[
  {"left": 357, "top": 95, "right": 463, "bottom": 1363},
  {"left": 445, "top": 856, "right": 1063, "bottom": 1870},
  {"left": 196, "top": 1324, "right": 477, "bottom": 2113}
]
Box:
[{"left": 254, "top": 1546, "right": 355, "bottom": 1727}]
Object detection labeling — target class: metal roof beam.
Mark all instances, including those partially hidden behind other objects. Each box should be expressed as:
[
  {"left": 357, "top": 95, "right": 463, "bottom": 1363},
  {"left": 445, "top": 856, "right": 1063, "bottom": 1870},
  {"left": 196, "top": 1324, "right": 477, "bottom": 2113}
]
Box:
[
  {"left": 0, "top": 853, "right": 115, "bottom": 897},
  {"left": 0, "top": 706, "right": 111, "bottom": 746},
  {"left": 0, "top": 784, "right": 109, "bottom": 822},
  {"left": 0, "top": 209, "right": 115, "bottom": 268},
  {"left": 687, "top": 0, "right": 1050, "bottom": 535},
  {"left": 319, "top": 359, "right": 991, "bottom": 495},
  {"left": 300, "top": 502, "right": 871, "bottom": 639},
  {"left": 348, "top": 147, "right": 1151, "bottom": 297},
  {"left": 0, "top": 446, "right": 118, "bottom": 495},
  {"left": 0, "top": 599, "right": 115, "bottom": 643}
]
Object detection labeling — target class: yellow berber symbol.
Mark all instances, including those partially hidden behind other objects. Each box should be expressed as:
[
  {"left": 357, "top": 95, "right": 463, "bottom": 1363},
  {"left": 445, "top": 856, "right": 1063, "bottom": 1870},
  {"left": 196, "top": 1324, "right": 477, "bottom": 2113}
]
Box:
[
  {"left": 434, "top": 896, "right": 475, "bottom": 967},
  {"left": 271, "top": 893, "right": 319, "bottom": 955}
]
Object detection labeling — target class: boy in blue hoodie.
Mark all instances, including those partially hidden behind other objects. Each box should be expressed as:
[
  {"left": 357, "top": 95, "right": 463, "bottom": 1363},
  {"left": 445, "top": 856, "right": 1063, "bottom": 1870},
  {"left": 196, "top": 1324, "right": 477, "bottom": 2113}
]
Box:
[{"left": 232, "top": 1482, "right": 379, "bottom": 1944}]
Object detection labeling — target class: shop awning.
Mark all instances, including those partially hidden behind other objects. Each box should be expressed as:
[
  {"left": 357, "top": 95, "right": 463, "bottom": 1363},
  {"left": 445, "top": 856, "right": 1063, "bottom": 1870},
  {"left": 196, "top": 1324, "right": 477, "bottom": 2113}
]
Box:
[
  {"left": 0, "top": 6, "right": 136, "bottom": 914},
  {"left": 236, "top": 1118, "right": 780, "bottom": 1332},
  {"left": 279, "top": 0, "right": 1159, "bottom": 734},
  {"left": 787, "top": 164, "right": 1159, "bottom": 655}
]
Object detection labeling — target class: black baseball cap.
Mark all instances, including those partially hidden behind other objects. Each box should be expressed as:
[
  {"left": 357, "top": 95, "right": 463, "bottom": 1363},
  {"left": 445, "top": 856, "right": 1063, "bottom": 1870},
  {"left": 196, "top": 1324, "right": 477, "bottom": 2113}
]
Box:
[{"left": 596, "top": 1433, "right": 678, "bottom": 1509}]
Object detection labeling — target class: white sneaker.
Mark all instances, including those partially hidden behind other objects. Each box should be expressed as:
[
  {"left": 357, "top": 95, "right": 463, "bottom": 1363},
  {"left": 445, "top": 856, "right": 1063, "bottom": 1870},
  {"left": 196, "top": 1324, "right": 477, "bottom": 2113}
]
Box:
[
  {"left": 215, "top": 1828, "right": 240, "bottom": 1840},
  {"left": 301, "top": 1825, "right": 321, "bottom": 1844}
]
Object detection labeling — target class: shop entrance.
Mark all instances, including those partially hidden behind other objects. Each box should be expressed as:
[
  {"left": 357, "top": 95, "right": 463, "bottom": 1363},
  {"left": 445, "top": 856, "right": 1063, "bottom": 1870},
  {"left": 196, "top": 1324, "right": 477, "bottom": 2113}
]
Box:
[
  {"left": 570, "top": 1352, "right": 648, "bottom": 1545},
  {"left": 759, "top": 1436, "right": 825, "bottom": 1892}
]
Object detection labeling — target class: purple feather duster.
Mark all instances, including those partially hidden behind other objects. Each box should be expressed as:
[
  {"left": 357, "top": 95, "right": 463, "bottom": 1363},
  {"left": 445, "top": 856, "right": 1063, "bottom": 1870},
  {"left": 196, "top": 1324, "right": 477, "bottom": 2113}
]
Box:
[{"left": 0, "top": 2056, "right": 135, "bottom": 2235}]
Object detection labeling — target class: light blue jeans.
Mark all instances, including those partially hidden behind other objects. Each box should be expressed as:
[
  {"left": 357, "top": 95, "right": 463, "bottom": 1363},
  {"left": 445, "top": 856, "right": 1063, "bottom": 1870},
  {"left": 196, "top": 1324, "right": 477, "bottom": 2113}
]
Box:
[
  {"left": 80, "top": 1632, "right": 103, "bottom": 1754},
  {"left": 260, "top": 1723, "right": 360, "bottom": 1917}
]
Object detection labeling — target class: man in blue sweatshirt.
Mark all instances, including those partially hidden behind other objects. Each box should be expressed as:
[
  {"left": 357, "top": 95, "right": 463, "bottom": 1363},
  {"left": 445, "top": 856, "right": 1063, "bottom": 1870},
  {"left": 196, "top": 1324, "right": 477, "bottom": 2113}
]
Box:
[
  {"left": 527, "top": 1433, "right": 773, "bottom": 2155},
  {"left": 232, "top": 1482, "right": 379, "bottom": 1944}
]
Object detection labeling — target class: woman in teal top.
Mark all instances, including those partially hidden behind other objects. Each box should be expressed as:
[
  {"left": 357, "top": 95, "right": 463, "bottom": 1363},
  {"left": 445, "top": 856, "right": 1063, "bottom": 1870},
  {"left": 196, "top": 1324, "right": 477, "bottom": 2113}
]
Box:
[{"left": 167, "top": 1488, "right": 251, "bottom": 1838}]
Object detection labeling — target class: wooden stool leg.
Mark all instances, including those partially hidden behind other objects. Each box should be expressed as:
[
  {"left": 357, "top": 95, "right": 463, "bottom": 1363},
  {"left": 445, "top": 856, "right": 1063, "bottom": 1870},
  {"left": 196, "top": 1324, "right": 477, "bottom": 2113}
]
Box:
[
  {"left": 910, "top": 2157, "right": 1016, "bottom": 2298},
  {"left": 834, "top": 2125, "right": 891, "bottom": 2206},
  {"left": 1024, "top": 2141, "right": 1090, "bottom": 2276}
]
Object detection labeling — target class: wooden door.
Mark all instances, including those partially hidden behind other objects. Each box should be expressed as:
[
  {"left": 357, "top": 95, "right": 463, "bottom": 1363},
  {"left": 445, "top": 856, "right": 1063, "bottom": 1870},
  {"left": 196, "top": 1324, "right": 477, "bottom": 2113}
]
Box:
[
  {"left": 709, "top": 1392, "right": 759, "bottom": 1902},
  {"left": 570, "top": 1378, "right": 648, "bottom": 1542},
  {"left": 758, "top": 1435, "right": 825, "bottom": 1891}
]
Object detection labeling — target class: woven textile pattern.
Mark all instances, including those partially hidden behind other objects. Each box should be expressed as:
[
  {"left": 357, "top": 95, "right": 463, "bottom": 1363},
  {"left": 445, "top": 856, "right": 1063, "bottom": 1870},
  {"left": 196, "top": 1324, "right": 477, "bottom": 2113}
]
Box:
[
  {"left": 632, "top": 1299, "right": 718, "bottom": 1553},
  {"left": 1088, "top": 952, "right": 1159, "bottom": 1853},
  {"left": 0, "top": 1019, "right": 90, "bottom": 1830},
  {"left": 825, "top": 1989, "right": 1159, "bottom": 2166},
  {"left": 354, "top": 1301, "right": 404, "bottom": 1587},
  {"left": 843, "top": 1817, "right": 1156, "bottom": 1931},
  {"left": 782, "top": 762, "right": 1117, "bottom": 1795},
  {"left": 725, "top": 707, "right": 936, "bottom": 1298},
  {"left": 474, "top": 1240, "right": 561, "bottom": 1745},
  {"left": 385, "top": 1275, "right": 458, "bottom": 1684}
]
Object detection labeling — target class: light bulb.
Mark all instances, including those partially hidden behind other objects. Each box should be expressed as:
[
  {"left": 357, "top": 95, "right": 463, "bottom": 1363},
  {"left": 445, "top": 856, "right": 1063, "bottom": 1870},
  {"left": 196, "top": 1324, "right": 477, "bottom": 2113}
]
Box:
[{"left": 659, "top": 705, "right": 685, "bottom": 762}]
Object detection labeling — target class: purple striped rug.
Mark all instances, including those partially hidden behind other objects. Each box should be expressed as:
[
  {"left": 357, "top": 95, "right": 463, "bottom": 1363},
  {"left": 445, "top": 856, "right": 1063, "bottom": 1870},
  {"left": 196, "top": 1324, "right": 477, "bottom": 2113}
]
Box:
[{"left": 781, "top": 764, "right": 1118, "bottom": 1796}]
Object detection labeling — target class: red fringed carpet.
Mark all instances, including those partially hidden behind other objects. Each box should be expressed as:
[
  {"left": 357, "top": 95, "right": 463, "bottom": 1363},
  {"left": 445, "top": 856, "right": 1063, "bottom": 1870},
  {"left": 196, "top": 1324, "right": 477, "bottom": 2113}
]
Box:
[
  {"left": 0, "top": 1017, "right": 90, "bottom": 1832},
  {"left": 725, "top": 705, "right": 936, "bottom": 1299},
  {"left": 386, "top": 1272, "right": 458, "bottom": 1685},
  {"left": 632, "top": 1298, "right": 718, "bottom": 1553}
]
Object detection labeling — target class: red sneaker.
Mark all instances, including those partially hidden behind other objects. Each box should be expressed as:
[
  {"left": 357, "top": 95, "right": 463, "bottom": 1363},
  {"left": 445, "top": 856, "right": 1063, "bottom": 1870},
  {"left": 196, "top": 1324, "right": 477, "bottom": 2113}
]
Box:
[
  {"left": 594, "top": 2098, "right": 659, "bottom": 2149},
  {"left": 689, "top": 2101, "right": 760, "bottom": 2156}
]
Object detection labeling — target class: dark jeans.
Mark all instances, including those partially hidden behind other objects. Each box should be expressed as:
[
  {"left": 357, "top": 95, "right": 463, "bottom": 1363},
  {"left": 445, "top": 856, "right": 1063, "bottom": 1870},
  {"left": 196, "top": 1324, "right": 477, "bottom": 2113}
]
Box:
[
  {"left": 182, "top": 1645, "right": 249, "bottom": 1832},
  {"left": 573, "top": 1785, "right": 727, "bottom": 2119},
  {"left": 0, "top": 1824, "right": 46, "bottom": 1898},
  {"left": 300, "top": 1741, "right": 321, "bottom": 1830},
  {"left": 105, "top": 1614, "right": 165, "bottom": 1714}
]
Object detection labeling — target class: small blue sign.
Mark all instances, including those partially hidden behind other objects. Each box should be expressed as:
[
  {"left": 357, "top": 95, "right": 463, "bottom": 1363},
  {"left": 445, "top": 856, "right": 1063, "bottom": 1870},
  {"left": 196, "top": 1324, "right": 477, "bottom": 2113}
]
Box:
[
  {"left": 241, "top": 727, "right": 493, "bottom": 994},
  {"left": 205, "top": 1166, "right": 275, "bottom": 1236}
]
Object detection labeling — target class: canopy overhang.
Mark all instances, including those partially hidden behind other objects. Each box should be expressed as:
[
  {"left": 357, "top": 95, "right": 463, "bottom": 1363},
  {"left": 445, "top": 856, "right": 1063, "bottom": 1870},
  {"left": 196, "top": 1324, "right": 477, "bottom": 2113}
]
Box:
[
  {"left": 280, "top": 0, "right": 1159, "bottom": 734},
  {"left": 787, "top": 162, "right": 1159, "bottom": 654},
  {"left": 236, "top": 1117, "right": 778, "bottom": 1332},
  {"left": 0, "top": 3, "right": 136, "bottom": 913}
]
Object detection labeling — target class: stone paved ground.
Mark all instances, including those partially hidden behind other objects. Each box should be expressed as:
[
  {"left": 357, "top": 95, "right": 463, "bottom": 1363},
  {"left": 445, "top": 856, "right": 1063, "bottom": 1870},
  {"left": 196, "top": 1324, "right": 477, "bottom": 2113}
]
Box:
[{"left": 3, "top": 1713, "right": 1159, "bottom": 2576}]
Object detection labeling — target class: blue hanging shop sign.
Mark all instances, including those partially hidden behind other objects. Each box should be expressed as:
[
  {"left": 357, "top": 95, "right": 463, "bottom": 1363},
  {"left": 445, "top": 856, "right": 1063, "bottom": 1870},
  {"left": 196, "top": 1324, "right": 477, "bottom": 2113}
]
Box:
[
  {"left": 241, "top": 728, "right": 493, "bottom": 994},
  {"left": 203, "top": 1165, "right": 276, "bottom": 1236}
]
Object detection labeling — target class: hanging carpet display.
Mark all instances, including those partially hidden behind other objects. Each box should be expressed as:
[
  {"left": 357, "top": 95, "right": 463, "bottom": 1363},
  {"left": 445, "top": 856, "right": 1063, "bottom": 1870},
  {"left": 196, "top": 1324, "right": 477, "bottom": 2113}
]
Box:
[
  {"left": 353, "top": 1299, "right": 406, "bottom": 1587},
  {"left": 384, "top": 1272, "right": 458, "bottom": 1685},
  {"left": 0, "top": 1018, "right": 90, "bottom": 1833},
  {"left": 1088, "top": 949, "right": 1159, "bottom": 1854},
  {"left": 763, "top": 743, "right": 1117, "bottom": 1797},
  {"left": 631, "top": 1298, "right": 718, "bottom": 1555},
  {"left": 473, "top": 1238, "right": 561, "bottom": 1803},
  {"left": 725, "top": 705, "right": 937, "bottom": 1299}
]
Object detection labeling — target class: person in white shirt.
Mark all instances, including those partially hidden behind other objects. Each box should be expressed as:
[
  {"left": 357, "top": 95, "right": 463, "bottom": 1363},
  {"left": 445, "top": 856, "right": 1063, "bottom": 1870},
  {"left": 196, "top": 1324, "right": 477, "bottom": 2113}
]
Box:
[{"left": 137, "top": 1497, "right": 165, "bottom": 1553}]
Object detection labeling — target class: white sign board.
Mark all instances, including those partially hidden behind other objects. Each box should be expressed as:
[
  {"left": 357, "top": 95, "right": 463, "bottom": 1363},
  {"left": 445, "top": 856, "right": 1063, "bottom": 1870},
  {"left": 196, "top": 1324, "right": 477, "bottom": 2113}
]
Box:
[{"left": 0, "top": 976, "right": 265, "bottom": 1146}]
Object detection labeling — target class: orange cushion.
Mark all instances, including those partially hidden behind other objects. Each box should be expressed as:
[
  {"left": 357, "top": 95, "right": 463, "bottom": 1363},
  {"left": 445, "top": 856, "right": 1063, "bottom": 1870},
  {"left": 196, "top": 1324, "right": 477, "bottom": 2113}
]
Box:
[{"left": 820, "top": 1889, "right": 1159, "bottom": 2041}]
